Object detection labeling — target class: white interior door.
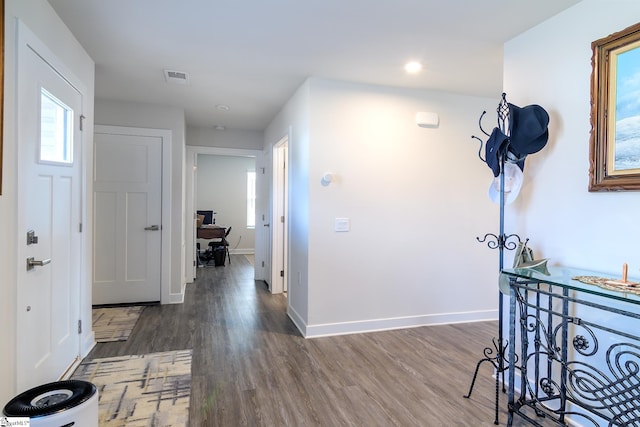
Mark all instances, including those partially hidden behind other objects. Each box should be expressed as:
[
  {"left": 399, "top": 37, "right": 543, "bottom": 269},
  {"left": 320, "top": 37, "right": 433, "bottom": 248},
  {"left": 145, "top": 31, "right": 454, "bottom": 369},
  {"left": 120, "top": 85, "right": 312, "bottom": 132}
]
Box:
[
  {"left": 258, "top": 148, "right": 272, "bottom": 288},
  {"left": 271, "top": 137, "right": 288, "bottom": 294},
  {"left": 16, "top": 24, "right": 83, "bottom": 391},
  {"left": 93, "top": 129, "right": 162, "bottom": 304}
]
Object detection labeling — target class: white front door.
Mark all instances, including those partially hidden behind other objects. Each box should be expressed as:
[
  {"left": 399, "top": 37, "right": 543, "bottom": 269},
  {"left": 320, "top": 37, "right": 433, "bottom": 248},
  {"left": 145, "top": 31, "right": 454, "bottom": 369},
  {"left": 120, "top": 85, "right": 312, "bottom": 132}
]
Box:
[
  {"left": 16, "top": 24, "right": 83, "bottom": 391},
  {"left": 93, "top": 127, "right": 163, "bottom": 304}
]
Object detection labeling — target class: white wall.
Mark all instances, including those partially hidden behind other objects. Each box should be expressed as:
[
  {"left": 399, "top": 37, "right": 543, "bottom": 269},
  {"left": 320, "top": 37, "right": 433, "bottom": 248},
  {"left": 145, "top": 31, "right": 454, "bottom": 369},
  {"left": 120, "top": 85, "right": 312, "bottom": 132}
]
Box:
[
  {"left": 1, "top": 0, "right": 95, "bottom": 404},
  {"left": 188, "top": 126, "right": 263, "bottom": 150},
  {"left": 95, "top": 99, "right": 186, "bottom": 298},
  {"left": 267, "top": 77, "right": 502, "bottom": 336},
  {"left": 196, "top": 154, "right": 256, "bottom": 253},
  {"left": 503, "top": 0, "right": 640, "bottom": 275},
  {"left": 264, "top": 81, "right": 311, "bottom": 329}
]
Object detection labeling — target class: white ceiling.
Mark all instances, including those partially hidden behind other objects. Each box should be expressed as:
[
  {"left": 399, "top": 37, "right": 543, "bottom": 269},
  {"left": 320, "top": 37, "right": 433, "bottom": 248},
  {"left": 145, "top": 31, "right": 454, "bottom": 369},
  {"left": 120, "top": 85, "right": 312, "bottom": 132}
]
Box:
[{"left": 48, "top": 0, "right": 581, "bottom": 131}]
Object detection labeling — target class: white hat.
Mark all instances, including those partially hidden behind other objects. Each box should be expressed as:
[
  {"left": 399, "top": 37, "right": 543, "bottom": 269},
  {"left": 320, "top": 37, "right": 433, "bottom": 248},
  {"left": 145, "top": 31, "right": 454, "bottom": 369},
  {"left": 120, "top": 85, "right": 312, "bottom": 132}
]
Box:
[{"left": 488, "top": 162, "right": 523, "bottom": 205}]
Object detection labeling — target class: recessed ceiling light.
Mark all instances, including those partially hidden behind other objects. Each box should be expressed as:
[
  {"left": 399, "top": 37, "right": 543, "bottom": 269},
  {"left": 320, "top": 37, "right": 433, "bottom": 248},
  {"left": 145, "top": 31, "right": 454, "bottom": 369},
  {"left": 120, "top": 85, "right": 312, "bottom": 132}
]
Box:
[
  {"left": 404, "top": 61, "right": 423, "bottom": 74},
  {"left": 214, "top": 125, "right": 225, "bottom": 131},
  {"left": 216, "top": 104, "right": 230, "bottom": 111}
]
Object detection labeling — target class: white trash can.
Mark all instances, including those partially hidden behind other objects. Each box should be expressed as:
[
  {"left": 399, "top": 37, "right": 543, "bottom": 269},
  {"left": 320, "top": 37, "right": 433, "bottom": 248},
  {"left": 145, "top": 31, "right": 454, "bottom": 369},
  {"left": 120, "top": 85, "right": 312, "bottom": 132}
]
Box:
[{"left": 3, "top": 380, "right": 98, "bottom": 426}]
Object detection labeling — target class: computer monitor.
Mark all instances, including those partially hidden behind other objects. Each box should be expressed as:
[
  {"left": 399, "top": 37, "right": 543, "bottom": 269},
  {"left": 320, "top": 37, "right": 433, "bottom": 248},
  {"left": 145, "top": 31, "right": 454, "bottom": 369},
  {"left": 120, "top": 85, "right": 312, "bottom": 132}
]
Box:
[{"left": 196, "top": 210, "right": 215, "bottom": 225}]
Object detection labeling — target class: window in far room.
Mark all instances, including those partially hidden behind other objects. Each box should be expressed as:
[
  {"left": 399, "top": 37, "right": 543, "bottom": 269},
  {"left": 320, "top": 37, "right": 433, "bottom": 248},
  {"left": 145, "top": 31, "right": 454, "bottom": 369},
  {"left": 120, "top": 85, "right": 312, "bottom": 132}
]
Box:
[{"left": 247, "top": 171, "right": 256, "bottom": 228}]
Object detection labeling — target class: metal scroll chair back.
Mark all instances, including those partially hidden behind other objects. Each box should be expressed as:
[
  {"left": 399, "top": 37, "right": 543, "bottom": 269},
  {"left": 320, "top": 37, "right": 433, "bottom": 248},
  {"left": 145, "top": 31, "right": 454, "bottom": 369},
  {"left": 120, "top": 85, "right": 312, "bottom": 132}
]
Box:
[{"left": 222, "top": 227, "right": 232, "bottom": 264}]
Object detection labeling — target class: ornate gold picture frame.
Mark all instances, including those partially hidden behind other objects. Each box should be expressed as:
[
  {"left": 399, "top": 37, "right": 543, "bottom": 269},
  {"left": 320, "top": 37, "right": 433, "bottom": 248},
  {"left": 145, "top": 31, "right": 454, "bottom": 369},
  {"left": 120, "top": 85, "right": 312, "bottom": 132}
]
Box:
[{"left": 590, "top": 22, "right": 640, "bottom": 191}]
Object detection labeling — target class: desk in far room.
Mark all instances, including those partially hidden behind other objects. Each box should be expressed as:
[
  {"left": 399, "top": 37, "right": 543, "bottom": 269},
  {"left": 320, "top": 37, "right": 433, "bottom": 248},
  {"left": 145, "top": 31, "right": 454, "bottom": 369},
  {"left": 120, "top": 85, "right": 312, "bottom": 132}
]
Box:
[
  {"left": 197, "top": 224, "right": 226, "bottom": 240},
  {"left": 196, "top": 224, "right": 231, "bottom": 266}
]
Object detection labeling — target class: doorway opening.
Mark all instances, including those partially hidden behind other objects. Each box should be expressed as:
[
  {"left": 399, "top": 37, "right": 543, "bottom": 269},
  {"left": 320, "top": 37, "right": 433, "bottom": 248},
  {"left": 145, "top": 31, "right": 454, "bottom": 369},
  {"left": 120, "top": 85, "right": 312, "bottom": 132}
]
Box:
[{"left": 184, "top": 146, "right": 262, "bottom": 283}]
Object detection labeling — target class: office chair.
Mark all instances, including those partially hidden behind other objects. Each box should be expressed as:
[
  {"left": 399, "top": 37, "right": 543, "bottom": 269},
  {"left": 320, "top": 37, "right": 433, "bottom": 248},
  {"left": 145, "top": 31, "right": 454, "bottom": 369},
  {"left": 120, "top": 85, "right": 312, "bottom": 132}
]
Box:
[
  {"left": 208, "top": 226, "right": 232, "bottom": 265},
  {"left": 223, "top": 226, "right": 232, "bottom": 264}
]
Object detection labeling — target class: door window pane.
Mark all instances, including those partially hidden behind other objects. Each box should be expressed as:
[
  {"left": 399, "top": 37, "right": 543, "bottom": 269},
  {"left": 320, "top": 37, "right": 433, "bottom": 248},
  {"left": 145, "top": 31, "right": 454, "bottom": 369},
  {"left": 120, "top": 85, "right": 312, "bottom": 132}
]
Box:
[{"left": 40, "top": 88, "right": 73, "bottom": 164}]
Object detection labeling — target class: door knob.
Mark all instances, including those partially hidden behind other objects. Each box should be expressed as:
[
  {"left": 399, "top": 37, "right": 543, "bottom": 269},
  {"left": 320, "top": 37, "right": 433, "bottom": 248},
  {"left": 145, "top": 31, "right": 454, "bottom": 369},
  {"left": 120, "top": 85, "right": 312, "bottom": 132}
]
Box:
[
  {"left": 263, "top": 223, "right": 270, "bottom": 227},
  {"left": 26, "top": 257, "right": 51, "bottom": 271},
  {"left": 144, "top": 225, "right": 160, "bottom": 231}
]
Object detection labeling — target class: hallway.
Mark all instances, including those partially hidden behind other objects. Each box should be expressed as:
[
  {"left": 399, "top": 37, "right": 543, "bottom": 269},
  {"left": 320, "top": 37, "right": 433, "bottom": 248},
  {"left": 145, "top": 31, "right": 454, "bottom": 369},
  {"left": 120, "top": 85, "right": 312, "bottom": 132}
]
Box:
[{"left": 87, "top": 255, "right": 518, "bottom": 426}]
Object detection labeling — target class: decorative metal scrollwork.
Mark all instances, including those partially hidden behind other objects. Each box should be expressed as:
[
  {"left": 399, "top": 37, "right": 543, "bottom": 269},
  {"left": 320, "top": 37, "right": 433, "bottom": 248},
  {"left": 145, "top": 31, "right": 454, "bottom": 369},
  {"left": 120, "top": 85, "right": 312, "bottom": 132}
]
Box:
[
  {"left": 476, "top": 232, "right": 521, "bottom": 251},
  {"left": 564, "top": 344, "right": 640, "bottom": 425},
  {"left": 573, "top": 335, "right": 590, "bottom": 352},
  {"left": 511, "top": 278, "right": 640, "bottom": 426},
  {"left": 540, "top": 377, "right": 558, "bottom": 397}
]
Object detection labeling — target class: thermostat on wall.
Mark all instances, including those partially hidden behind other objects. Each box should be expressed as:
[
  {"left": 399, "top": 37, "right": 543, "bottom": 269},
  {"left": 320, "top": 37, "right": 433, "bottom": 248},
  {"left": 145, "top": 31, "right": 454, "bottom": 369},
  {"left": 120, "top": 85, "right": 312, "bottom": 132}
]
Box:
[{"left": 416, "top": 111, "right": 439, "bottom": 128}]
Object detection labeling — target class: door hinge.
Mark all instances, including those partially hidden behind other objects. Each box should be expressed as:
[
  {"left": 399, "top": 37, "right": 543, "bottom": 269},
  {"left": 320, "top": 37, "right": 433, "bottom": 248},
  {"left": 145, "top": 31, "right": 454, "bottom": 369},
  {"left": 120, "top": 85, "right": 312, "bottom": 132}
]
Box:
[
  {"left": 280, "top": 215, "right": 284, "bottom": 223},
  {"left": 79, "top": 223, "right": 83, "bottom": 233},
  {"left": 280, "top": 270, "right": 284, "bottom": 277},
  {"left": 78, "top": 319, "right": 82, "bottom": 334},
  {"left": 193, "top": 260, "right": 196, "bottom": 266},
  {"left": 79, "top": 115, "right": 86, "bottom": 131}
]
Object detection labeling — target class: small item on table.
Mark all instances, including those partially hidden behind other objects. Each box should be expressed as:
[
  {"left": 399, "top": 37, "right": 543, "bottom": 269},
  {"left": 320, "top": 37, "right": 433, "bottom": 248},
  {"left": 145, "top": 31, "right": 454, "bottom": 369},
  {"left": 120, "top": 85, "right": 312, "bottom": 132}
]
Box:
[{"left": 604, "top": 262, "right": 640, "bottom": 287}]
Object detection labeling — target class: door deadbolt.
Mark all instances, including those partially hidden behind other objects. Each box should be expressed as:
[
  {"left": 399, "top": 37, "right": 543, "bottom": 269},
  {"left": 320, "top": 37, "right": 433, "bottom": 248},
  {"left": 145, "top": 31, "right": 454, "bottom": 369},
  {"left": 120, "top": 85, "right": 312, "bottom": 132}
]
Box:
[
  {"left": 144, "top": 225, "right": 160, "bottom": 231},
  {"left": 26, "top": 257, "right": 51, "bottom": 271},
  {"left": 27, "top": 230, "right": 38, "bottom": 245}
]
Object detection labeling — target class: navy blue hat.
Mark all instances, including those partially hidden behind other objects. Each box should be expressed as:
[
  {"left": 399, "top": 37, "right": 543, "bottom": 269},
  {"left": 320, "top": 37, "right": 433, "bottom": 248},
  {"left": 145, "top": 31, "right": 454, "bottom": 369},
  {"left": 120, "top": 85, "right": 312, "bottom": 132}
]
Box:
[
  {"left": 507, "top": 103, "right": 549, "bottom": 161},
  {"left": 485, "top": 127, "right": 509, "bottom": 177}
]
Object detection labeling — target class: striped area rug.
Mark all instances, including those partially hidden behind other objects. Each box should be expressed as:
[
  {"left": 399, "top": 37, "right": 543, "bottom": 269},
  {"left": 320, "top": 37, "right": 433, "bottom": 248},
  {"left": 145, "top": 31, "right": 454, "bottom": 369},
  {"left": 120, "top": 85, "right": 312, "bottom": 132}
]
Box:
[
  {"left": 93, "top": 306, "right": 145, "bottom": 342},
  {"left": 71, "top": 350, "right": 192, "bottom": 426}
]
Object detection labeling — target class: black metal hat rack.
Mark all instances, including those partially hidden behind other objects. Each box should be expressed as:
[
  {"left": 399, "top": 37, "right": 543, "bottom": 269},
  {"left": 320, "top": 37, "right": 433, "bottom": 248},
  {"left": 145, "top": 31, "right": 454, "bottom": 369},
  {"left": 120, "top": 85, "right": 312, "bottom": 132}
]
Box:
[{"left": 463, "top": 93, "right": 522, "bottom": 425}]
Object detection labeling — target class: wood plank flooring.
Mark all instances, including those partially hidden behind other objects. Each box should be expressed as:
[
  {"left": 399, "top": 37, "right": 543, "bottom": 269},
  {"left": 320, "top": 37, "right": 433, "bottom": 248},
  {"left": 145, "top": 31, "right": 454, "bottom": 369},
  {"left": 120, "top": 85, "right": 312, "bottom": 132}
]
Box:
[{"left": 87, "top": 255, "right": 536, "bottom": 426}]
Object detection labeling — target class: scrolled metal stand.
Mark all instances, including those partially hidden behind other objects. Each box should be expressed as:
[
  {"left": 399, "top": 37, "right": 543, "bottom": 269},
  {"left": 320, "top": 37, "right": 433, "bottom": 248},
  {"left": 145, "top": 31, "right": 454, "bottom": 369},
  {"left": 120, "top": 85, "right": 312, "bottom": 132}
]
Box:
[{"left": 463, "top": 93, "right": 520, "bottom": 425}]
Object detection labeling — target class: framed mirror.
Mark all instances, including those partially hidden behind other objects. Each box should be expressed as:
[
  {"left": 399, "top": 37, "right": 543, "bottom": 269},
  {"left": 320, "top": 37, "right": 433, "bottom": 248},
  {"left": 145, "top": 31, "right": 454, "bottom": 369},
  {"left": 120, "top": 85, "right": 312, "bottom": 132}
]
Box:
[{"left": 589, "top": 22, "right": 640, "bottom": 191}]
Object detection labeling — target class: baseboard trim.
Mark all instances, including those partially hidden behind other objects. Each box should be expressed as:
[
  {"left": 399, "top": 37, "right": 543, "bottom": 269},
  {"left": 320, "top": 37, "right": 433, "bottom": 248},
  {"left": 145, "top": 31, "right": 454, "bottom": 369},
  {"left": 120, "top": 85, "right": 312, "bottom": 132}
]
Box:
[
  {"left": 230, "top": 249, "right": 254, "bottom": 255},
  {"left": 81, "top": 331, "right": 96, "bottom": 358},
  {"left": 168, "top": 282, "right": 186, "bottom": 304},
  {"left": 304, "top": 309, "right": 498, "bottom": 338},
  {"left": 287, "top": 305, "right": 308, "bottom": 337}
]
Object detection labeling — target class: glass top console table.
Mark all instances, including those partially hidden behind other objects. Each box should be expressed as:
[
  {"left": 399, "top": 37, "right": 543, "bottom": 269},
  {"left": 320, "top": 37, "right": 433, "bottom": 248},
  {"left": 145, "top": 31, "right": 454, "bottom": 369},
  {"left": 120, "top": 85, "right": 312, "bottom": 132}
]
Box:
[{"left": 502, "top": 266, "right": 640, "bottom": 426}]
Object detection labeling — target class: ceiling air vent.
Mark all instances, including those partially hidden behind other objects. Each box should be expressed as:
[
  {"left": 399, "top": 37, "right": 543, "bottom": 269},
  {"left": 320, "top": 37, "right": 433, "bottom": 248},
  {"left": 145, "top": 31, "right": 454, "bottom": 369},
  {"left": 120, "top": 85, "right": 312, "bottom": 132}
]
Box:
[{"left": 163, "top": 69, "right": 190, "bottom": 85}]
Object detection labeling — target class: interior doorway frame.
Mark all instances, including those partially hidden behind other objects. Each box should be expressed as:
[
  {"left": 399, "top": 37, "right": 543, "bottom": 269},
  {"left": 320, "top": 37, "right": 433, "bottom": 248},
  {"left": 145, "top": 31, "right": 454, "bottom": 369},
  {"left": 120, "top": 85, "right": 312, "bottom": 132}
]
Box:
[
  {"left": 184, "top": 146, "right": 262, "bottom": 283},
  {"left": 270, "top": 136, "right": 288, "bottom": 294}
]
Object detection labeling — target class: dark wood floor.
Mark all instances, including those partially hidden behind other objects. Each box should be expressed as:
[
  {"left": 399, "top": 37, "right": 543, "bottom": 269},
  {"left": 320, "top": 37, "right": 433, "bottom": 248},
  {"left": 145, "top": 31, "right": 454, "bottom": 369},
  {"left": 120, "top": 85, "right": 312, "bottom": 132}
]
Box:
[{"left": 87, "top": 255, "right": 536, "bottom": 426}]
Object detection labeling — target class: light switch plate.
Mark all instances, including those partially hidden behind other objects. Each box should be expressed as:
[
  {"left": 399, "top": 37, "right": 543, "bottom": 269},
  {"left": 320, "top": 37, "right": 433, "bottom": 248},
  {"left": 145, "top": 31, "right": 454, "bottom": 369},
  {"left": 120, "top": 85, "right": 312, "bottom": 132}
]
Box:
[{"left": 334, "top": 218, "right": 350, "bottom": 232}]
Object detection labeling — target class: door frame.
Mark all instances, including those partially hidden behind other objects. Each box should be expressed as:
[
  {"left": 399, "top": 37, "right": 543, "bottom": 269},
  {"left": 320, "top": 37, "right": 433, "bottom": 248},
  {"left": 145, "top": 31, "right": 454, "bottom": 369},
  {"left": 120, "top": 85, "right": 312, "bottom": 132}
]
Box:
[
  {"left": 184, "top": 146, "right": 262, "bottom": 283},
  {"left": 257, "top": 148, "right": 272, "bottom": 287},
  {"left": 94, "top": 125, "right": 172, "bottom": 303},
  {"left": 15, "top": 19, "right": 89, "bottom": 387},
  {"left": 270, "top": 136, "right": 288, "bottom": 294}
]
